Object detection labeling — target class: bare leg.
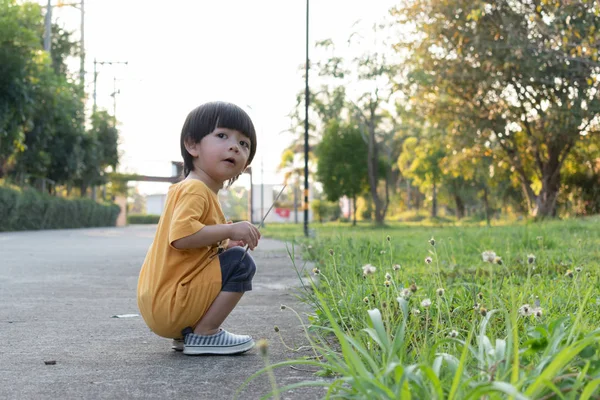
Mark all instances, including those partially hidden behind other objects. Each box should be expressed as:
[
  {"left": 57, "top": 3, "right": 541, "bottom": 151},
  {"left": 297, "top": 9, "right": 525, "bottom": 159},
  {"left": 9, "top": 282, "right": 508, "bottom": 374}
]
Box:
[{"left": 193, "top": 291, "right": 243, "bottom": 335}]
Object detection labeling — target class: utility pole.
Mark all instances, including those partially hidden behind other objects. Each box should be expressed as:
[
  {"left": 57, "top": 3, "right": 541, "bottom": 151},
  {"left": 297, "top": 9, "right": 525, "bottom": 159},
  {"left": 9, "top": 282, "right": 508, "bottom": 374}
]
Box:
[
  {"left": 44, "top": 0, "right": 52, "bottom": 54},
  {"left": 79, "top": 0, "right": 85, "bottom": 85},
  {"left": 303, "top": 0, "right": 310, "bottom": 237},
  {"left": 93, "top": 59, "right": 128, "bottom": 113},
  {"left": 110, "top": 77, "right": 121, "bottom": 126}
]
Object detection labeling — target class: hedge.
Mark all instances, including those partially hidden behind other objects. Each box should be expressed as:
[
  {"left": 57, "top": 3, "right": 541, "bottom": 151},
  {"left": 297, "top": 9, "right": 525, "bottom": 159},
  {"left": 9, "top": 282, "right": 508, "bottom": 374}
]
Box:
[
  {"left": 127, "top": 214, "right": 161, "bottom": 224},
  {"left": 0, "top": 185, "right": 120, "bottom": 232}
]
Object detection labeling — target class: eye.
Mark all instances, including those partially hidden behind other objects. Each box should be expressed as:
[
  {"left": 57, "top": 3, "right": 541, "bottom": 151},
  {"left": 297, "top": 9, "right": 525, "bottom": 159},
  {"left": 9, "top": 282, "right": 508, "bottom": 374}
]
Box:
[
  {"left": 240, "top": 140, "right": 250, "bottom": 148},
  {"left": 216, "top": 132, "right": 226, "bottom": 139}
]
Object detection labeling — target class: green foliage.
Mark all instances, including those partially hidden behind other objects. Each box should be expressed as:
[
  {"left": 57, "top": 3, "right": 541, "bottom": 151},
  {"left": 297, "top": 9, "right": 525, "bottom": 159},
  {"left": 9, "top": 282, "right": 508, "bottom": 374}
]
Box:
[
  {"left": 311, "top": 199, "right": 341, "bottom": 223},
  {"left": 127, "top": 214, "right": 160, "bottom": 225},
  {"left": 0, "top": 0, "right": 119, "bottom": 192},
  {"left": 392, "top": 0, "right": 600, "bottom": 217},
  {"left": 256, "top": 219, "right": 600, "bottom": 398},
  {"left": 0, "top": 185, "right": 120, "bottom": 231},
  {"left": 316, "top": 120, "right": 369, "bottom": 203}
]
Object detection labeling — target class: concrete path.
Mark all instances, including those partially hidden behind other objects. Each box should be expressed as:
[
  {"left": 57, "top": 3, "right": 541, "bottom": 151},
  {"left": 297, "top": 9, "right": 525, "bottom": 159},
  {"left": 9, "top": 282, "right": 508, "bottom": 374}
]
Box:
[{"left": 0, "top": 225, "right": 327, "bottom": 399}]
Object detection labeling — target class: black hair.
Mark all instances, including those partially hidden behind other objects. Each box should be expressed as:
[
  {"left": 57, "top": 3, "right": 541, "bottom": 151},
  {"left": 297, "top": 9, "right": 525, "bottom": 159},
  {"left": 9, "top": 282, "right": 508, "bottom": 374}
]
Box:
[{"left": 180, "top": 102, "right": 257, "bottom": 183}]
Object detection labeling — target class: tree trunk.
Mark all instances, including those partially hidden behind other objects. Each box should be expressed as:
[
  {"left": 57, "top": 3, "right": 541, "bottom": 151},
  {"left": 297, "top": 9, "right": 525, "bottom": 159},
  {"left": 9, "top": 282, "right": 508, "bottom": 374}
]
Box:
[
  {"left": 454, "top": 193, "right": 465, "bottom": 219},
  {"left": 534, "top": 161, "right": 562, "bottom": 218},
  {"left": 352, "top": 195, "right": 357, "bottom": 226},
  {"left": 431, "top": 181, "right": 437, "bottom": 218},
  {"left": 366, "top": 101, "right": 385, "bottom": 225},
  {"left": 482, "top": 186, "right": 491, "bottom": 226},
  {"left": 406, "top": 179, "right": 411, "bottom": 210}
]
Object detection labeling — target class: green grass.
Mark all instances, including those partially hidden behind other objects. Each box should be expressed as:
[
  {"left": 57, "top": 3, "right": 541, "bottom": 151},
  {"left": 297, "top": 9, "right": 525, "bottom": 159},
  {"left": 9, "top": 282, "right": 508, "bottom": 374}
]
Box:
[{"left": 248, "top": 217, "right": 600, "bottom": 399}]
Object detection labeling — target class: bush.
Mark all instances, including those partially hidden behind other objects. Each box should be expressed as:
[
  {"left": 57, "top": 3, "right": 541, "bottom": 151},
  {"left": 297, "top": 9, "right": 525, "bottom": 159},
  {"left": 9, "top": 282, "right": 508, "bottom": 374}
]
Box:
[
  {"left": 0, "top": 185, "right": 120, "bottom": 232},
  {"left": 127, "top": 214, "right": 160, "bottom": 224}
]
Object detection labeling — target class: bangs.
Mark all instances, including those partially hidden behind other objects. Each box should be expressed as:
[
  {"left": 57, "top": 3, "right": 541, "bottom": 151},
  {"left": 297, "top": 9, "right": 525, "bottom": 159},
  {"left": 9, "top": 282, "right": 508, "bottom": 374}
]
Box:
[{"left": 214, "top": 104, "right": 256, "bottom": 144}]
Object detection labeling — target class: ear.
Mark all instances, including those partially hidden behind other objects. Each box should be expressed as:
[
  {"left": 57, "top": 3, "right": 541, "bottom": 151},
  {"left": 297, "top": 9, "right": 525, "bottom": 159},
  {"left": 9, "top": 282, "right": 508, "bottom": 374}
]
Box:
[{"left": 183, "top": 138, "right": 200, "bottom": 157}]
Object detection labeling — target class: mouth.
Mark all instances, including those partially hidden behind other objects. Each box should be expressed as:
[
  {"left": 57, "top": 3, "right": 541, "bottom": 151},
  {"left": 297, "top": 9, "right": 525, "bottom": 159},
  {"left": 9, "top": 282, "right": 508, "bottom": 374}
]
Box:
[{"left": 223, "top": 158, "right": 236, "bottom": 166}]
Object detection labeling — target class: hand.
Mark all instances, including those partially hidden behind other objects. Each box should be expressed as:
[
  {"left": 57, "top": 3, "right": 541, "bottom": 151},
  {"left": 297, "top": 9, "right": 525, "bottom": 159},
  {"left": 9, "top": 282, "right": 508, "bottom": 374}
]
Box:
[
  {"left": 227, "top": 239, "right": 245, "bottom": 249},
  {"left": 228, "top": 221, "right": 260, "bottom": 250}
]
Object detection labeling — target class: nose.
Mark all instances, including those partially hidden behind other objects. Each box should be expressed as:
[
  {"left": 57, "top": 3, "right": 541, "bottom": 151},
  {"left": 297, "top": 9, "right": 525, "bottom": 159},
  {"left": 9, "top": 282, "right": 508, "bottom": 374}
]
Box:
[{"left": 229, "top": 141, "right": 240, "bottom": 153}]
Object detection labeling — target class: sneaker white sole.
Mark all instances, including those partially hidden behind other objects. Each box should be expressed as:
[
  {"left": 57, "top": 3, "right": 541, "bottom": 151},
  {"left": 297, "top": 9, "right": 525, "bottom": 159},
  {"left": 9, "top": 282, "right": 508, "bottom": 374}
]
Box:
[
  {"left": 183, "top": 339, "right": 255, "bottom": 355},
  {"left": 172, "top": 340, "right": 184, "bottom": 352}
]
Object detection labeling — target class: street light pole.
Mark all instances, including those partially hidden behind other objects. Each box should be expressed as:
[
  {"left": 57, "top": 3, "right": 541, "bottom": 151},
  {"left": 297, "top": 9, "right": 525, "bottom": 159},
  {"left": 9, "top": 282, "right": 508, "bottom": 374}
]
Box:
[{"left": 303, "top": 0, "right": 310, "bottom": 237}]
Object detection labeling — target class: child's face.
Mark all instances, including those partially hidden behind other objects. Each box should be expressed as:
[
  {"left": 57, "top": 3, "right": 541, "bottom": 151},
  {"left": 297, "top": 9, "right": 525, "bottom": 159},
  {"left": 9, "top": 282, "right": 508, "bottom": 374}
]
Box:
[{"left": 187, "top": 127, "right": 252, "bottom": 184}]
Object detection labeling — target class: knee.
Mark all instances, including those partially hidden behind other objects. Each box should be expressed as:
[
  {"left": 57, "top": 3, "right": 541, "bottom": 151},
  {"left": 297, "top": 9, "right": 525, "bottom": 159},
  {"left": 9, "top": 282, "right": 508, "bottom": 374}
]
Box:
[{"left": 242, "top": 257, "right": 256, "bottom": 280}]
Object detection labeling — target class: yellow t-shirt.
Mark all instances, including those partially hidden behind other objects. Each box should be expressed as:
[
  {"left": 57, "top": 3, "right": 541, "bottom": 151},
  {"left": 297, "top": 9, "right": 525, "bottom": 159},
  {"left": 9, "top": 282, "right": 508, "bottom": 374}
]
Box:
[{"left": 137, "top": 179, "right": 228, "bottom": 338}]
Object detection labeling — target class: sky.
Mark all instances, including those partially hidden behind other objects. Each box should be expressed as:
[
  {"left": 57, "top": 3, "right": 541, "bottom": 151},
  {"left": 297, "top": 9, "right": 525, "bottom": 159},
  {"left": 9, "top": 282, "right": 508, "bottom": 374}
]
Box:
[{"left": 49, "top": 0, "right": 399, "bottom": 194}]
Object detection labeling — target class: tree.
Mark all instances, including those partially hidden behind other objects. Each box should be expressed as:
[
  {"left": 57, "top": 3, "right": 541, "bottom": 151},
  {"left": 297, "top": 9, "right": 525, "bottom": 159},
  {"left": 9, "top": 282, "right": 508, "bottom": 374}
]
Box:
[
  {"left": 76, "top": 111, "right": 120, "bottom": 195},
  {"left": 398, "top": 136, "right": 445, "bottom": 218},
  {"left": 392, "top": 0, "right": 600, "bottom": 217},
  {"left": 315, "top": 120, "right": 369, "bottom": 225},
  {"left": 0, "top": 0, "right": 45, "bottom": 176}
]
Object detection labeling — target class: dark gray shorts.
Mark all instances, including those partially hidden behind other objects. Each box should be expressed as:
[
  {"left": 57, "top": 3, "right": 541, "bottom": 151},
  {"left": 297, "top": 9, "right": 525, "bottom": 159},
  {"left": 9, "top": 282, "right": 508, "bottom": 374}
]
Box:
[{"left": 218, "top": 246, "right": 256, "bottom": 292}]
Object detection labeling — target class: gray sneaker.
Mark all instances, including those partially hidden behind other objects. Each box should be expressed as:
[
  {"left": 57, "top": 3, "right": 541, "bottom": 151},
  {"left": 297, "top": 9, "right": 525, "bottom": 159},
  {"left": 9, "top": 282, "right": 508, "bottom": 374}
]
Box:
[
  {"left": 171, "top": 338, "right": 184, "bottom": 352},
  {"left": 183, "top": 329, "right": 255, "bottom": 355}
]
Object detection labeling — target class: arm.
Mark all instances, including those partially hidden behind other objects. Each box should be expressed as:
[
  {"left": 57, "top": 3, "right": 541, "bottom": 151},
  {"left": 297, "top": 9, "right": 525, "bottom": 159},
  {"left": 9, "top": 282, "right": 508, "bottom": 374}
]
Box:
[
  {"left": 172, "top": 224, "right": 232, "bottom": 250},
  {"left": 172, "top": 221, "right": 260, "bottom": 250}
]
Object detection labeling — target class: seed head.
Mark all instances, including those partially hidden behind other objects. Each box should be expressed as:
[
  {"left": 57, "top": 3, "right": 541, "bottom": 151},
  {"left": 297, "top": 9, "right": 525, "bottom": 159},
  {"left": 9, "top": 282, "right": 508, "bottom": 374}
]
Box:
[
  {"left": 421, "top": 298, "right": 432, "bottom": 308},
  {"left": 448, "top": 329, "right": 459, "bottom": 338},
  {"left": 473, "top": 303, "right": 481, "bottom": 310},
  {"left": 527, "top": 254, "right": 536, "bottom": 264},
  {"left": 392, "top": 264, "right": 401, "bottom": 271},
  {"left": 518, "top": 304, "right": 532, "bottom": 317},
  {"left": 482, "top": 251, "right": 496, "bottom": 263},
  {"left": 477, "top": 292, "right": 484, "bottom": 301},
  {"left": 362, "top": 264, "right": 377, "bottom": 276},
  {"left": 381, "top": 301, "right": 387, "bottom": 309},
  {"left": 436, "top": 288, "right": 445, "bottom": 297},
  {"left": 274, "top": 326, "right": 280, "bottom": 332},
  {"left": 412, "top": 308, "right": 421, "bottom": 315},
  {"left": 575, "top": 266, "right": 582, "bottom": 273},
  {"left": 479, "top": 307, "right": 487, "bottom": 317},
  {"left": 494, "top": 256, "right": 503, "bottom": 265},
  {"left": 312, "top": 268, "right": 320, "bottom": 275},
  {"left": 385, "top": 272, "right": 392, "bottom": 281},
  {"left": 425, "top": 256, "right": 433, "bottom": 264},
  {"left": 380, "top": 250, "right": 386, "bottom": 255},
  {"left": 400, "top": 288, "right": 412, "bottom": 299},
  {"left": 280, "top": 305, "right": 287, "bottom": 311},
  {"left": 386, "top": 235, "right": 391, "bottom": 242},
  {"left": 429, "top": 237, "right": 435, "bottom": 246},
  {"left": 257, "top": 339, "right": 269, "bottom": 356},
  {"left": 384, "top": 280, "right": 391, "bottom": 287},
  {"left": 410, "top": 283, "right": 418, "bottom": 293},
  {"left": 533, "top": 307, "right": 543, "bottom": 318},
  {"left": 328, "top": 249, "right": 334, "bottom": 256},
  {"left": 363, "top": 297, "right": 369, "bottom": 304},
  {"left": 565, "top": 270, "right": 574, "bottom": 278}
]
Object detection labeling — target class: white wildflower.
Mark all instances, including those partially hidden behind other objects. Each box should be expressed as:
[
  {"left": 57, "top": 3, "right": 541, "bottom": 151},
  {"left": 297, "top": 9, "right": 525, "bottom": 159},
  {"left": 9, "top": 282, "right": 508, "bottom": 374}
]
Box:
[
  {"left": 362, "top": 264, "right": 377, "bottom": 276},
  {"left": 482, "top": 251, "right": 496, "bottom": 263},
  {"left": 518, "top": 304, "right": 532, "bottom": 317}
]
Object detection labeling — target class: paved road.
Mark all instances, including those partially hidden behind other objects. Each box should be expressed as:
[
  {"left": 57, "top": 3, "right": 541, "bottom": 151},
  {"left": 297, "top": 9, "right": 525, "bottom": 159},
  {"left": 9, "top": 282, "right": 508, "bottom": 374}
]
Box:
[{"left": 0, "top": 225, "right": 326, "bottom": 399}]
